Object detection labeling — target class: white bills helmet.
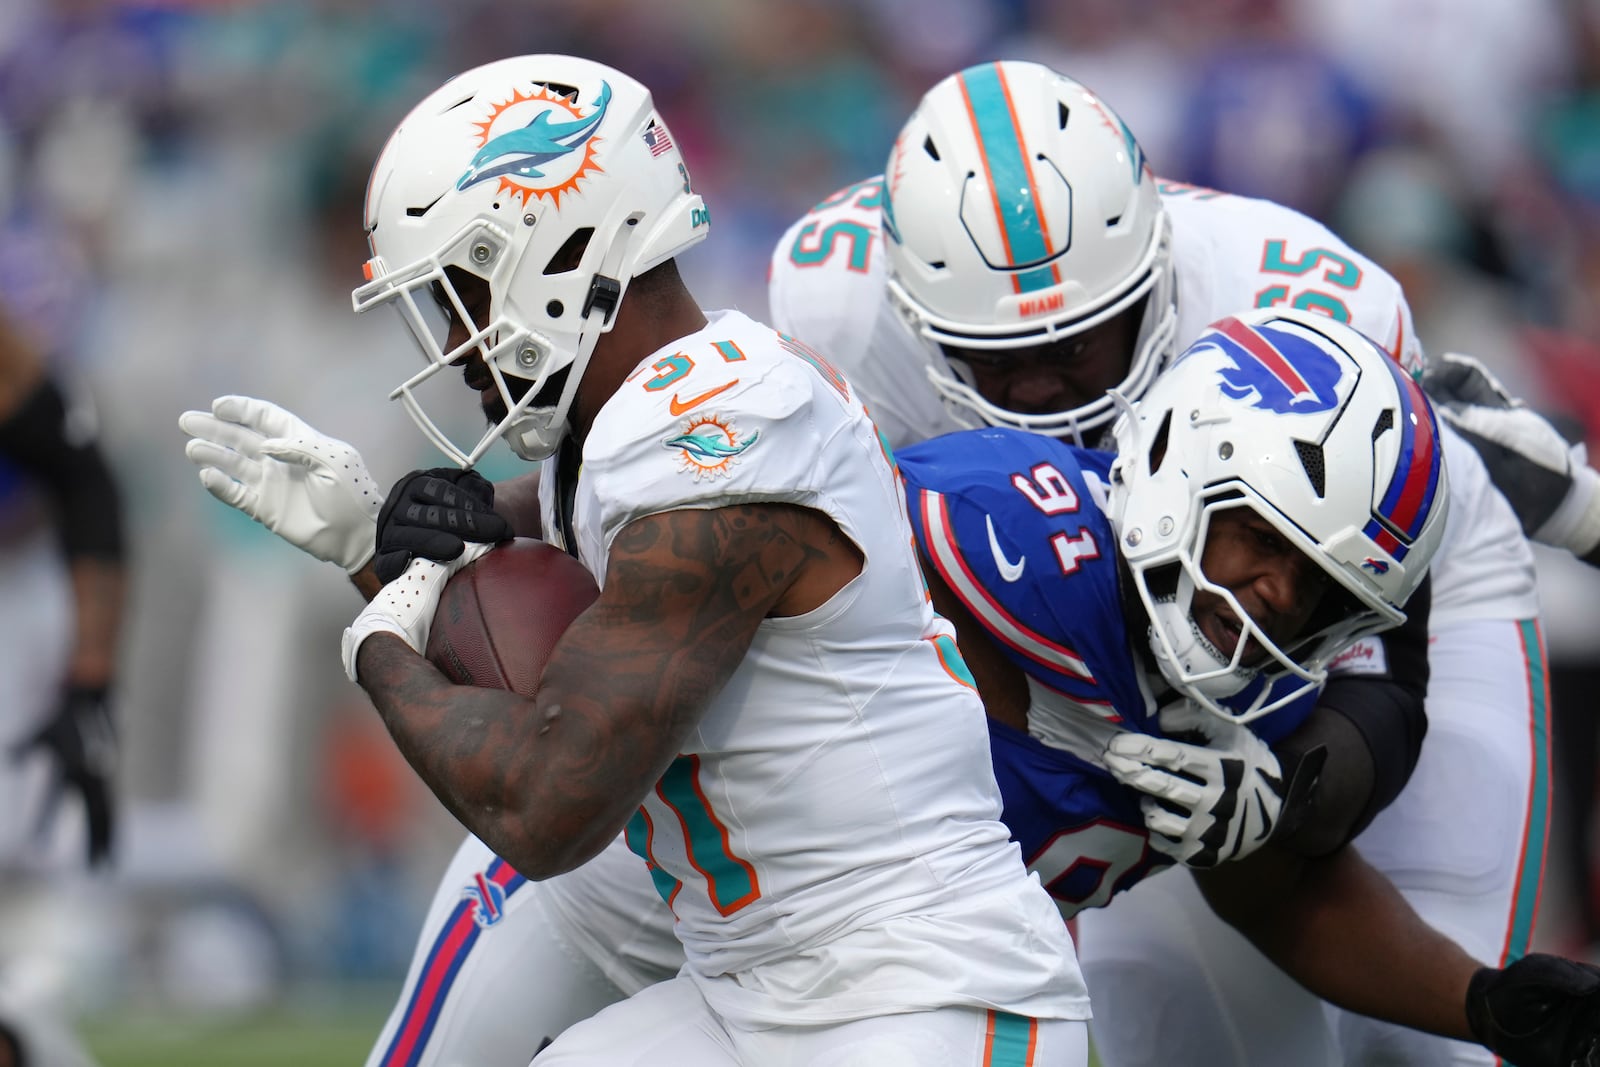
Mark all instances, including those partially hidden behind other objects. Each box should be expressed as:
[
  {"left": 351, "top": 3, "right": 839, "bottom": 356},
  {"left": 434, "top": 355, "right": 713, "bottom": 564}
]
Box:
[
  {"left": 353, "top": 54, "right": 708, "bottom": 464},
  {"left": 883, "top": 60, "right": 1176, "bottom": 443},
  {"left": 1108, "top": 307, "right": 1449, "bottom": 723}
]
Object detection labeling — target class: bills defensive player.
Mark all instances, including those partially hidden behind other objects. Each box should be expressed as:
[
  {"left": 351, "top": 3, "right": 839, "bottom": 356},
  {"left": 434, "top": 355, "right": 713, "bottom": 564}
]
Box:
[
  {"left": 892, "top": 310, "right": 1599, "bottom": 1066},
  {"left": 765, "top": 60, "right": 1549, "bottom": 1066},
  {"left": 210, "top": 53, "right": 1093, "bottom": 1066}
]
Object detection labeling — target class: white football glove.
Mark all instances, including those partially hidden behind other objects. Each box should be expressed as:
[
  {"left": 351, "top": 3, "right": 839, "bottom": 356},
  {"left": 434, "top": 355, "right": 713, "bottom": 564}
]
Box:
[
  {"left": 180, "top": 395, "right": 384, "bottom": 574},
  {"left": 341, "top": 543, "right": 491, "bottom": 683},
  {"left": 1423, "top": 352, "right": 1600, "bottom": 557},
  {"left": 1103, "top": 700, "right": 1286, "bottom": 869}
]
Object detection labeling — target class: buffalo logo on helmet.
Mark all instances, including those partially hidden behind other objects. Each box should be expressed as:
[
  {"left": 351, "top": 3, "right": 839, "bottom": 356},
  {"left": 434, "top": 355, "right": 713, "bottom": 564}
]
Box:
[
  {"left": 457, "top": 81, "right": 611, "bottom": 208},
  {"left": 1192, "top": 315, "right": 1346, "bottom": 415}
]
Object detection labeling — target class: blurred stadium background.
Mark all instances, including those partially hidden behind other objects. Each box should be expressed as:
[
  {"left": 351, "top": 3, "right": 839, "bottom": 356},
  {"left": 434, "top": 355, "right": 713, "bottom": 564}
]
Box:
[{"left": 1, "top": 0, "right": 1598, "bottom": 1062}]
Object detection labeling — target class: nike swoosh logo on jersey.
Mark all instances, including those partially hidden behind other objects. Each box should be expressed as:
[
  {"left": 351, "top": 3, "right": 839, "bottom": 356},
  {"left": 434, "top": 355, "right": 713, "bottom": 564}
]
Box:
[
  {"left": 669, "top": 380, "right": 738, "bottom": 416},
  {"left": 986, "top": 515, "right": 1026, "bottom": 582}
]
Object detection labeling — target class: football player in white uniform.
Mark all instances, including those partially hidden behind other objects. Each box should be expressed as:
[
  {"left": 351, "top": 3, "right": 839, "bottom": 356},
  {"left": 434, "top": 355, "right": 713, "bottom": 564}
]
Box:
[
  {"left": 209, "top": 54, "right": 1094, "bottom": 1067},
  {"left": 179, "top": 59, "right": 1568, "bottom": 1067},
  {"left": 767, "top": 61, "right": 1548, "bottom": 1066}
]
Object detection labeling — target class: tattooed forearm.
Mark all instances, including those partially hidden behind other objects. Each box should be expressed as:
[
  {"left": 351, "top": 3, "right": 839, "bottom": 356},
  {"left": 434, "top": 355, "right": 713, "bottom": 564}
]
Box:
[
  {"left": 355, "top": 502, "right": 845, "bottom": 879},
  {"left": 356, "top": 633, "right": 608, "bottom": 875}
]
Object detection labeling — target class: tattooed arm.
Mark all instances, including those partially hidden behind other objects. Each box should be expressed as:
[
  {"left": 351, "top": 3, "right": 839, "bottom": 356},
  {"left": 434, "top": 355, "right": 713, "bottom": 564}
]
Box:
[{"left": 355, "top": 500, "right": 858, "bottom": 878}]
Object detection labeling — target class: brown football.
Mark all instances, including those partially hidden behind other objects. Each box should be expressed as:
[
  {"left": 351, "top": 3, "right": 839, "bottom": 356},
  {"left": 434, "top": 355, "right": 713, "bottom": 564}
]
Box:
[{"left": 425, "top": 538, "right": 599, "bottom": 696}]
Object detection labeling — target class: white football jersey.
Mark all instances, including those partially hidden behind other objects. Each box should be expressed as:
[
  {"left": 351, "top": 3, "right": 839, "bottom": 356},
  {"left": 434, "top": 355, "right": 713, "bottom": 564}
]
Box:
[
  {"left": 537, "top": 309, "right": 1088, "bottom": 1027},
  {"left": 768, "top": 178, "right": 1538, "bottom": 625}
]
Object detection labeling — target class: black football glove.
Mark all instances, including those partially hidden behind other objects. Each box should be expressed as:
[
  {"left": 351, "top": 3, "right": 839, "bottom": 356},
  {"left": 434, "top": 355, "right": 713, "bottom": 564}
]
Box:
[
  {"left": 374, "top": 467, "right": 513, "bottom": 584},
  {"left": 12, "top": 684, "right": 117, "bottom": 866},
  {"left": 1466, "top": 954, "right": 1600, "bottom": 1067}
]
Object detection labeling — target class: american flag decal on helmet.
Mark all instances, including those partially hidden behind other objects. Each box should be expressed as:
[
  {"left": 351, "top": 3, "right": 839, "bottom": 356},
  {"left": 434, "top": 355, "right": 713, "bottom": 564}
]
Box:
[
  {"left": 643, "top": 120, "right": 673, "bottom": 157},
  {"left": 1363, "top": 351, "right": 1442, "bottom": 562}
]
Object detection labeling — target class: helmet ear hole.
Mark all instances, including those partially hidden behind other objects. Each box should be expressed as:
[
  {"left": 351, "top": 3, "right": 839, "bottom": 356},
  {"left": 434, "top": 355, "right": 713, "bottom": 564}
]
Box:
[
  {"left": 1147, "top": 409, "right": 1171, "bottom": 474},
  {"left": 1294, "top": 440, "right": 1326, "bottom": 498},
  {"left": 545, "top": 227, "right": 594, "bottom": 275}
]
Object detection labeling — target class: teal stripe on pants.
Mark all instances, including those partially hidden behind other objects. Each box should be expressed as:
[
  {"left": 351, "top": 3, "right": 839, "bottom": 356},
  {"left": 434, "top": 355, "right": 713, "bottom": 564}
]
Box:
[
  {"left": 987, "top": 1011, "right": 1035, "bottom": 1065},
  {"left": 1504, "top": 619, "right": 1550, "bottom": 964}
]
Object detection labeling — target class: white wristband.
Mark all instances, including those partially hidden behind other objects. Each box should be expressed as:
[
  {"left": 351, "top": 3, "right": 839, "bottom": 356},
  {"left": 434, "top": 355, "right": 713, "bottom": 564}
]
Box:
[
  {"left": 341, "top": 558, "right": 453, "bottom": 683},
  {"left": 1537, "top": 460, "right": 1600, "bottom": 558}
]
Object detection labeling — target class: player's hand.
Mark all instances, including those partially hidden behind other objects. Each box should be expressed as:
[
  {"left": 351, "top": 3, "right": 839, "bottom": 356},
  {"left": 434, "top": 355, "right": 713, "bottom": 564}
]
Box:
[
  {"left": 1423, "top": 353, "right": 1600, "bottom": 557},
  {"left": 1466, "top": 953, "right": 1600, "bottom": 1066},
  {"left": 12, "top": 684, "right": 116, "bottom": 866},
  {"left": 180, "top": 395, "right": 384, "bottom": 574},
  {"left": 342, "top": 544, "right": 492, "bottom": 683},
  {"left": 1104, "top": 700, "right": 1289, "bottom": 869},
  {"left": 373, "top": 468, "right": 514, "bottom": 584}
]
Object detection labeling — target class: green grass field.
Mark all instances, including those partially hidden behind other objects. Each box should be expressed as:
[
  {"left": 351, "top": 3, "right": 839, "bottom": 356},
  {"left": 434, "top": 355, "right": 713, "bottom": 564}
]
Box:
[{"left": 83, "top": 1007, "right": 391, "bottom": 1067}]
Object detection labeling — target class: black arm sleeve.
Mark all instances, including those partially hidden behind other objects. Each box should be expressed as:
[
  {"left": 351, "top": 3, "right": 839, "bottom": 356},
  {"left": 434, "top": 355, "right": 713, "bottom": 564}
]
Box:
[
  {"left": 1273, "top": 576, "right": 1433, "bottom": 857},
  {"left": 0, "top": 376, "right": 124, "bottom": 560}
]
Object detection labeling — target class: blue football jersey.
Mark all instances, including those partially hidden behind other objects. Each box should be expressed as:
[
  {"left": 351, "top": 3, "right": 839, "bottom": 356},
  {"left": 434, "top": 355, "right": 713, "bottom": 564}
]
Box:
[{"left": 899, "top": 427, "right": 1317, "bottom": 916}]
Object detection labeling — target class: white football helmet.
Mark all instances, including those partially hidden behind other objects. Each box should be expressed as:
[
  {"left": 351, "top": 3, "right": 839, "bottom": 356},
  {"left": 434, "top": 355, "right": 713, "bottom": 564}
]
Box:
[
  {"left": 883, "top": 60, "right": 1176, "bottom": 443},
  {"left": 352, "top": 55, "right": 708, "bottom": 464},
  {"left": 1108, "top": 307, "right": 1450, "bottom": 723}
]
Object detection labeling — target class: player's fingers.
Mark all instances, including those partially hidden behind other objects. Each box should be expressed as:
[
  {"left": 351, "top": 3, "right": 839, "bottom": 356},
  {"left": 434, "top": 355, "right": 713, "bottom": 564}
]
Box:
[
  {"left": 1101, "top": 748, "right": 1148, "bottom": 779},
  {"left": 1141, "top": 804, "right": 1190, "bottom": 844},
  {"left": 196, "top": 465, "right": 257, "bottom": 512},
  {"left": 184, "top": 437, "right": 257, "bottom": 482},
  {"left": 258, "top": 437, "right": 326, "bottom": 470},
  {"left": 212, "top": 395, "right": 311, "bottom": 441},
  {"left": 1143, "top": 835, "right": 1185, "bottom": 862},
  {"left": 1107, "top": 753, "right": 1208, "bottom": 808},
  {"left": 180, "top": 409, "right": 265, "bottom": 455},
  {"left": 1105, "top": 733, "right": 1158, "bottom": 762},
  {"left": 1104, "top": 752, "right": 1178, "bottom": 795},
  {"left": 1115, "top": 737, "right": 1197, "bottom": 775},
  {"left": 1141, "top": 773, "right": 1204, "bottom": 809}
]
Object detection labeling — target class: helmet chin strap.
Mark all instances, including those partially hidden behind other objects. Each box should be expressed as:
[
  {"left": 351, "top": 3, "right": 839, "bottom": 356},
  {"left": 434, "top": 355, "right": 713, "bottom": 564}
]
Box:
[{"left": 501, "top": 267, "right": 628, "bottom": 462}]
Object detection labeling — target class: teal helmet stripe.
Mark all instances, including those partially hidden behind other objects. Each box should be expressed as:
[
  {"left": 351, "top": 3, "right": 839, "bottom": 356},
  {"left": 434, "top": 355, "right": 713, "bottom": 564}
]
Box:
[
  {"left": 958, "top": 64, "right": 1058, "bottom": 291},
  {"left": 1013, "top": 265, "right": 1058, "bottom": 293}
]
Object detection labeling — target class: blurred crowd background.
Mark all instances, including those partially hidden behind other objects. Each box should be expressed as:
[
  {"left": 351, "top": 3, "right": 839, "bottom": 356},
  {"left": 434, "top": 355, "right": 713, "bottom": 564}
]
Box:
[{"left": 3, "top": 0, "right": 1599, "bottom": 1041}]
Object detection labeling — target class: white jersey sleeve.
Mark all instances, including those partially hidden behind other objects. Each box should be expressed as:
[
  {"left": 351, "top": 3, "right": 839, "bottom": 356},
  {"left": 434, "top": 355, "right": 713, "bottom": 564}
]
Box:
[
  {"left": 767, "top": 176, "right": 964, "bottom": 449},
  {"left": 576, "top": 309, "right": 874, "bottom": 574},
  {"left": 1161, "top": 180, "right": 1425, "bottom": 375}
]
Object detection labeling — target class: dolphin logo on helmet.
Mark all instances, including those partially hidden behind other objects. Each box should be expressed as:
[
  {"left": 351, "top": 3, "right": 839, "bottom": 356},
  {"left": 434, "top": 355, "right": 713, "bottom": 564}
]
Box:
[{"left": 457, "top": 82, "right": 612, "bottom": 194}]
